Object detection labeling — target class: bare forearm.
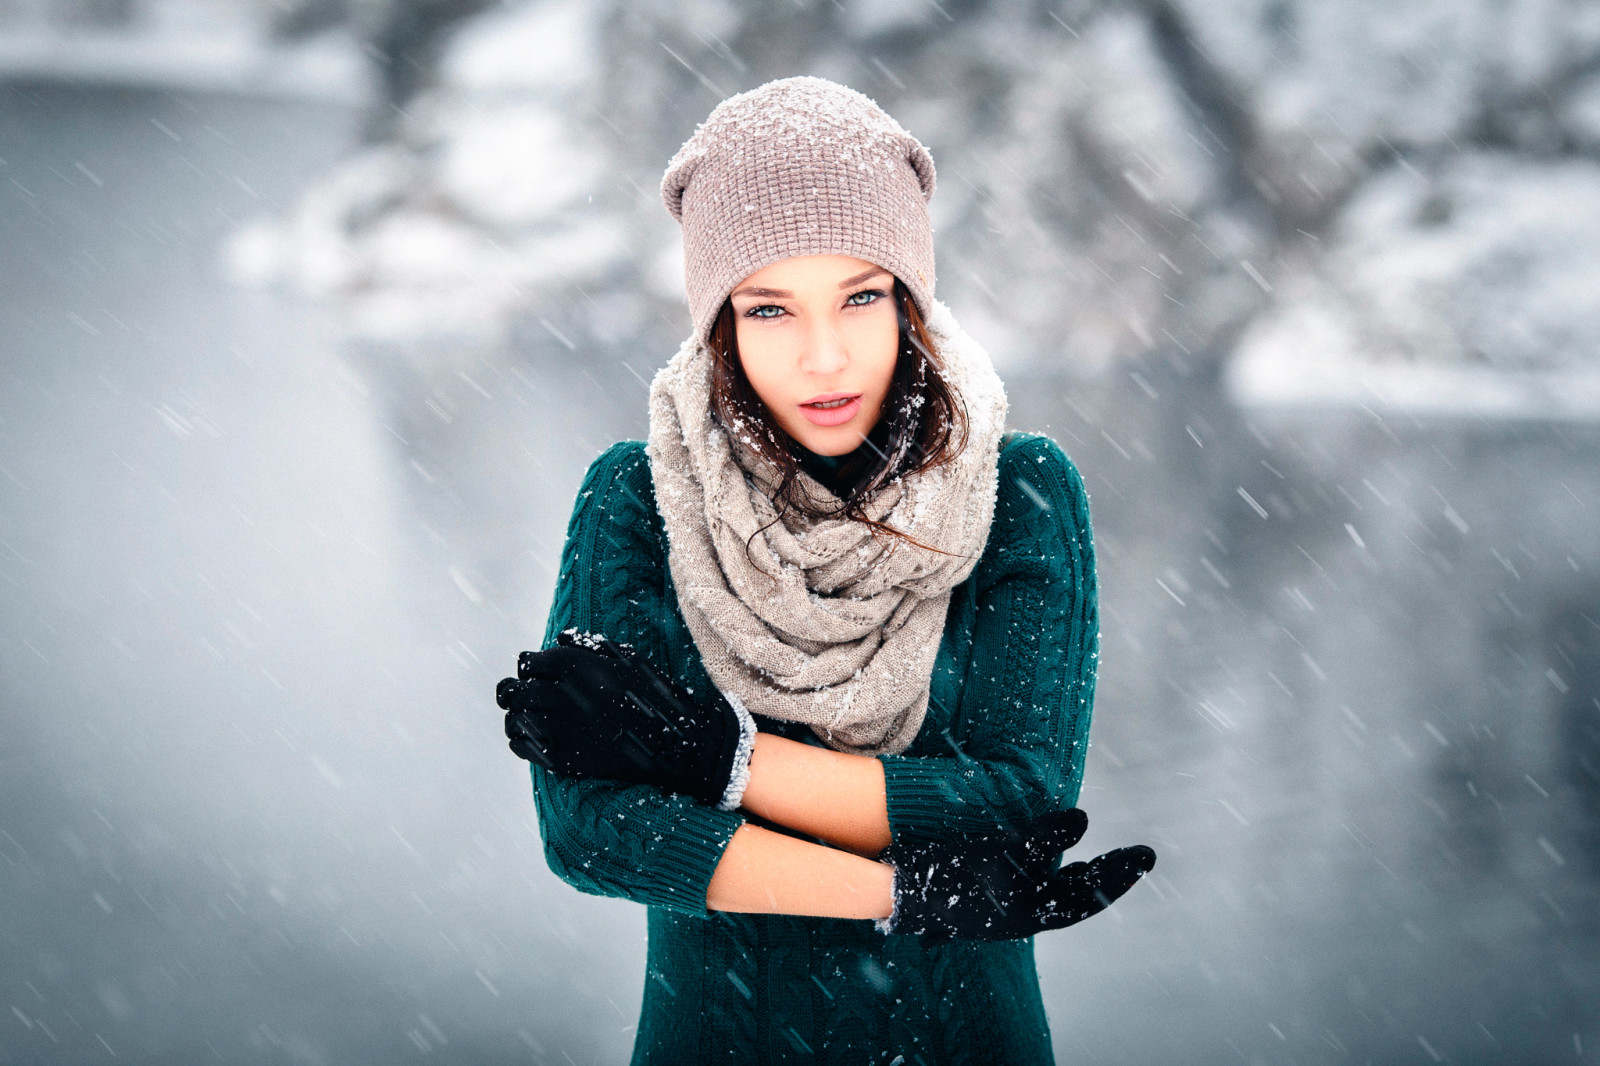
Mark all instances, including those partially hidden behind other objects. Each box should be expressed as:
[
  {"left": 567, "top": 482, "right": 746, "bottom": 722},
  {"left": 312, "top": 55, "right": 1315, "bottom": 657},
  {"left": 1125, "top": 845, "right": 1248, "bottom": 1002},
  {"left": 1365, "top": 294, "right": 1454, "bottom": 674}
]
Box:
[
  {"left": 706, "top": 824, "right": 894, "bottom": 919},
  {"left": 738, "top": 733, "right": 892, "bottom": 857}
]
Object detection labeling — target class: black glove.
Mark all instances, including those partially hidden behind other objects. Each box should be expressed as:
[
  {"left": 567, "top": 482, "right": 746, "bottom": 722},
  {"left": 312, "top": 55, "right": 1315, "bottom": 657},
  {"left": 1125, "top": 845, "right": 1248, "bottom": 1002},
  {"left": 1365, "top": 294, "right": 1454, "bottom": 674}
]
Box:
[
  {"left": 880, "top": 809, "right": 1155, "bottom": 943},
  {"left": 496, "top": 629, "right": 750, "bottom": 807}
]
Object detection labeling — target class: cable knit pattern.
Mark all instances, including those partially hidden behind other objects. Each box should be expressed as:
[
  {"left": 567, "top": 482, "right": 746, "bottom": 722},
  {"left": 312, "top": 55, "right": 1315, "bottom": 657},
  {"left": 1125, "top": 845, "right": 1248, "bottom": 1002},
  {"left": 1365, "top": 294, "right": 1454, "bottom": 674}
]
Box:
[{"left": 528, "top": 430, "right": 1098, "bottom": 1065}]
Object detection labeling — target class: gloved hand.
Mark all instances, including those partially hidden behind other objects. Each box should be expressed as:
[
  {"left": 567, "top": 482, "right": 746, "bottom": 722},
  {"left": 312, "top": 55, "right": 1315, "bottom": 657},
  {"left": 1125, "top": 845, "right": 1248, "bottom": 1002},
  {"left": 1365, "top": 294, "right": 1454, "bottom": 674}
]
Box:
[
  {"left": 496, "top": 629, "right": 756, "bottom": 809},
  {"left": 879, "top": 809, "right": 1155, "bottom": 943}
]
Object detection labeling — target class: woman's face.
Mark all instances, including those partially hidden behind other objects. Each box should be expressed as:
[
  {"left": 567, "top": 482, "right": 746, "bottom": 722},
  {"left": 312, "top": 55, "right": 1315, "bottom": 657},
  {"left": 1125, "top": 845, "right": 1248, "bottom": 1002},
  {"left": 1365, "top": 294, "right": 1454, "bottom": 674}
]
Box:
[{"left": 729, "top": 253, "right": 900, "bottom": 457}]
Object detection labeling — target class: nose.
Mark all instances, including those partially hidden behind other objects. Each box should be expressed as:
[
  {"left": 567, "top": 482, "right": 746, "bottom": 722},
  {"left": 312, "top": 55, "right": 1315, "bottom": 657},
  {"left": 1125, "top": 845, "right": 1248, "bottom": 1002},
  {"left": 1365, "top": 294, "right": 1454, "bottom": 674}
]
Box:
[{"left": 797, "top": 316, "right": 849, "bottom": 377}]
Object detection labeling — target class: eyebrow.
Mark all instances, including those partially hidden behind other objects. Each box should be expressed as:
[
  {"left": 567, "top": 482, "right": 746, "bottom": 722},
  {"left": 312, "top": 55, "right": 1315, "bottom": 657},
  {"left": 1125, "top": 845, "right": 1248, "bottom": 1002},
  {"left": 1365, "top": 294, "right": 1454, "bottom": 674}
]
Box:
[{"left": 729, "top": 267, "right": 890, "bottom": 300}]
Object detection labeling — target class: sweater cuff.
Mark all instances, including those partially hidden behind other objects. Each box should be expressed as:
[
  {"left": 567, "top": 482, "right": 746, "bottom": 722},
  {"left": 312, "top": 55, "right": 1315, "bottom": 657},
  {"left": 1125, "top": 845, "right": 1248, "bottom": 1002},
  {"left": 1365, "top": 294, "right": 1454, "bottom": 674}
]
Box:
[
  {"left": 874, "top": 864, "right": 900, "bottom": 934},
  {"left": 878, "top": 753, "right": 963, "bottom": 842},
  {"left": 715, "top": 691, "right": 758, "bottom": 812},
  {"left": 532, "top": 763, "right": 747, "bottom": 918},
  {"left": 649, "top": 794, "right": 747, "bottom": 917}
]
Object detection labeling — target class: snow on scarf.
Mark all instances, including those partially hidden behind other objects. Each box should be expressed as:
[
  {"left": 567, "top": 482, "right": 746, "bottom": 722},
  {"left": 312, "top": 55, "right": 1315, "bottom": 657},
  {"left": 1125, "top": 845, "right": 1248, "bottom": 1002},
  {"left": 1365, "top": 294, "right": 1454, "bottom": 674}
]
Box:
[{"left": 645, "top": 298, "right": 1009, "bottom": 755}]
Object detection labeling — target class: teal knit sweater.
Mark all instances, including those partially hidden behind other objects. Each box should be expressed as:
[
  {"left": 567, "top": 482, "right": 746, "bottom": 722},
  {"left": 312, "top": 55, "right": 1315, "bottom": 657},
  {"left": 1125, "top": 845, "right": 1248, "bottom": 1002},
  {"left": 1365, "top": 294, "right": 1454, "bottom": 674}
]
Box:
[{"left": 529, "top": 430, "right": 1099, "bottom": 1064}]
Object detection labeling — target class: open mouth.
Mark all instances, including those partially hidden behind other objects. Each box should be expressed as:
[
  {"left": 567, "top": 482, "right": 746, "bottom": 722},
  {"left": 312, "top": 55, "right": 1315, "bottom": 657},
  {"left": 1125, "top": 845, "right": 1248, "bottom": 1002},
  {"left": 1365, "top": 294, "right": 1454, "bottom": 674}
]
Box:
[{"left": 797, "top": 393, "right": 863, "bottom": 427}]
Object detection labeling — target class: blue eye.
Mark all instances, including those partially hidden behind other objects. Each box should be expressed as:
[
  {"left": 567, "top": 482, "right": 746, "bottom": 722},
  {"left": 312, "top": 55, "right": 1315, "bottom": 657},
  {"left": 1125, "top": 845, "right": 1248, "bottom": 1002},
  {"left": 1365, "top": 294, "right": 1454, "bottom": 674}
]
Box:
[
  {"left": 745, "top": 305, "right": 784, "bottom": 319},
  {"left": 847, "top": 289, "right": 886, "bottom": 307}
]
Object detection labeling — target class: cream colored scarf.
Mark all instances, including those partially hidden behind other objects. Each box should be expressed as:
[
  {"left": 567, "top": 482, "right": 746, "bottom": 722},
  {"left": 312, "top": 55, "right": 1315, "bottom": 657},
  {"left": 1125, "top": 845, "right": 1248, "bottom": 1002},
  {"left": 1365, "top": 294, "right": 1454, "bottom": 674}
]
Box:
[{"left": 645, "top": 298, "right": 1009, "bottom": 756}]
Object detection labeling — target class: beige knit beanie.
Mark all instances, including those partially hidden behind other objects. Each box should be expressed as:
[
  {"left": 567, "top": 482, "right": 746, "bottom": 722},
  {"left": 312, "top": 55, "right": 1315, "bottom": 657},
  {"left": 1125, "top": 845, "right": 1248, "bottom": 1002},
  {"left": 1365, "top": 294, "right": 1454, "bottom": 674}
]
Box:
[{"left": 660, "top": 76, "right": 938, "bottom": 347}]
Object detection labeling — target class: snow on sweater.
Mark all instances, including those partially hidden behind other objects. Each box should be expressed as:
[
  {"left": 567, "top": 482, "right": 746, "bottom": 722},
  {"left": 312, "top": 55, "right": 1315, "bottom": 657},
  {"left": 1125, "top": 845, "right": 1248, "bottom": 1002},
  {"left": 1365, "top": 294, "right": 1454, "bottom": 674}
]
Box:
[{"left": 527, "top": 430, "right": 1099, "bottom": 1065}]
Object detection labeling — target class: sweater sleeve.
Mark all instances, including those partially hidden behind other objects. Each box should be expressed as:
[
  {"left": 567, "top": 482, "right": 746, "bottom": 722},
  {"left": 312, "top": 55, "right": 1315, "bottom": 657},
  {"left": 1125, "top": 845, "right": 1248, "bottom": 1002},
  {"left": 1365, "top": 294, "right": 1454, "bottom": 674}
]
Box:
[
  {"left": 526, "top": 441, "right": 745, "bottom": 917},
  {"left": 876, "top": 433, "right": 1099, "bottom": 844}
]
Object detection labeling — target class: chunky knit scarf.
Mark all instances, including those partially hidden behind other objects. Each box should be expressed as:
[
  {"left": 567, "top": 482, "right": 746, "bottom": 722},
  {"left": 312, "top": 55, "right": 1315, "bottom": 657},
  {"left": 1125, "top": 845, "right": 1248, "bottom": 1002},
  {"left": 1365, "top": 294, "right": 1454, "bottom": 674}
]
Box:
[{"left": 645, "top": 298, "right": 1009, "bottom": 756}]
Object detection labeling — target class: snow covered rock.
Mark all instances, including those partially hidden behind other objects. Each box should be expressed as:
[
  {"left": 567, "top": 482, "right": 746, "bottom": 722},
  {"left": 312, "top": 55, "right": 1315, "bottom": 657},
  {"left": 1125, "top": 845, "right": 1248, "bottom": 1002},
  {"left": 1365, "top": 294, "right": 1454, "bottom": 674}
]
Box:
[
  {"left": 220, "top": 0, "right": 624, "bottom": 347},
  {"left": 1228, "top": 153, "right": 1600, "bottom": 417}
]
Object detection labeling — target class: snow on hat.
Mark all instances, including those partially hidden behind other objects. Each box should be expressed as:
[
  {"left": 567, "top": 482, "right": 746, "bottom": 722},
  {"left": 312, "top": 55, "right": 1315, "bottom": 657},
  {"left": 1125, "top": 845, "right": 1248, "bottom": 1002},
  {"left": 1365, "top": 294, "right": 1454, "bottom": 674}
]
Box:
[{"left": 660, "top": 75, "right": 938, "bottom": 348}]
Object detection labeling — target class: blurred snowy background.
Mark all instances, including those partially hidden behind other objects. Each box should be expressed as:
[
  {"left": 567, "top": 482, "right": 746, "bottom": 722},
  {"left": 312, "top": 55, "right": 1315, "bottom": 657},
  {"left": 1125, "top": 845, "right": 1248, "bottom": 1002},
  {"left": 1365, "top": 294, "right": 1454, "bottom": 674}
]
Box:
[{"left": 2, "top": 0, "right": 1597, "bottom": 1062}]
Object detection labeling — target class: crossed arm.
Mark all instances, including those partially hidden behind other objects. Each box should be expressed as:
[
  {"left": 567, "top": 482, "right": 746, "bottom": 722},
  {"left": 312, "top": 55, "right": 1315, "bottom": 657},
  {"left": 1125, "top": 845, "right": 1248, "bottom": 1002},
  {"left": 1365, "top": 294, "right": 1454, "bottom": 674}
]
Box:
[
  {"left": 705, "top": 734, "right": 895, "bottom": 919},
  {"left": 529, "top": 437, "right": 1096, "bottom": 925}
]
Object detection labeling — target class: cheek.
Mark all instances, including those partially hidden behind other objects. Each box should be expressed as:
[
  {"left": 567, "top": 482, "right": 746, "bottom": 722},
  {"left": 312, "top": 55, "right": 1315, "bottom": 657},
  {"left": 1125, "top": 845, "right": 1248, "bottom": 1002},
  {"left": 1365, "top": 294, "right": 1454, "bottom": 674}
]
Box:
[
  {"left": 859, "top": 316, "right": 901, "bottom": 396},
  {"left": 732, "top": 329, "right": 790, "bottom": 409}
]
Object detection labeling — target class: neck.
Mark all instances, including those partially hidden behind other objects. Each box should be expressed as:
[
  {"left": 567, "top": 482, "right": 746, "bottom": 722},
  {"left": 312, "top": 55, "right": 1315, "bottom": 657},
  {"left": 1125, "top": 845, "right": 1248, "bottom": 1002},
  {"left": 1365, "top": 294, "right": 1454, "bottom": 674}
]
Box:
[{"left": 789, "top": 423, "right": 889, "bottom": 499}]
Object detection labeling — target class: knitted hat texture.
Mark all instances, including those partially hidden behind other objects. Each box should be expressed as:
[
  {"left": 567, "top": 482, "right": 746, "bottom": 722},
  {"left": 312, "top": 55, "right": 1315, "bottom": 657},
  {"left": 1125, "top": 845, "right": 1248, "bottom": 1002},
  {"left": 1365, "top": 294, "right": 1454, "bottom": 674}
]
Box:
[{"left": 660, "top": 76, "right": 938, "bottom": 347}]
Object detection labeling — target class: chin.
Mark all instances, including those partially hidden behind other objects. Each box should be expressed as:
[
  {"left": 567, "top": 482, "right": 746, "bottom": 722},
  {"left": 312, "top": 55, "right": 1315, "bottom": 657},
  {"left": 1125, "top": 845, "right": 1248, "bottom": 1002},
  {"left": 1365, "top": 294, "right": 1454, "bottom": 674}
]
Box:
[{"left": 792, "top": 424, "right": 866, "bottom": 456}]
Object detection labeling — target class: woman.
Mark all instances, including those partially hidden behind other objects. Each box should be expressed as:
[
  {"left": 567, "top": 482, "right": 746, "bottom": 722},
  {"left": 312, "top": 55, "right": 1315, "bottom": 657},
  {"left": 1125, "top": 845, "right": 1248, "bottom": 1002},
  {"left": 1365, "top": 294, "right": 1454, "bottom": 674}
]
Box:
[{"left": 495, "top": 76, "right": 1155, "bottom": 1063}]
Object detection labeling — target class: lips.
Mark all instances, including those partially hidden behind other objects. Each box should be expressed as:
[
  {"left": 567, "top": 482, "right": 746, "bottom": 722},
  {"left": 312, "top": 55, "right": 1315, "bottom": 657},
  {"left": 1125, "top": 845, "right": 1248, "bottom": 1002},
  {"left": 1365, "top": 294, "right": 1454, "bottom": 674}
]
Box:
[{"left": 798, "top": 392, "right": 863, "bottom": 427}]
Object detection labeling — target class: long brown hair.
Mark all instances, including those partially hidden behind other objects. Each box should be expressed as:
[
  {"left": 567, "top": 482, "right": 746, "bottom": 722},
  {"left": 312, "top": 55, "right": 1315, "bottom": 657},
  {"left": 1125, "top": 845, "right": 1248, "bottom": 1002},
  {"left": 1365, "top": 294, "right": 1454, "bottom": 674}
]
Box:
[{"left": 707, "top": 275, "right": 970, "bottom": 564}]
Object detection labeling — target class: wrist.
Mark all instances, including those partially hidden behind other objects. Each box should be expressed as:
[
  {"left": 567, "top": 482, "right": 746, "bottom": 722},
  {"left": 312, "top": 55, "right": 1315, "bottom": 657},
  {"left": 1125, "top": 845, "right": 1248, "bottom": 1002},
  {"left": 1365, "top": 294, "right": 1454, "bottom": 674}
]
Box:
[
  {"left": 714, "top": 691, "right": 758, "bottom": 811},
  {"left": 873, "top": 862, "right": 900, "bottom": 934}
]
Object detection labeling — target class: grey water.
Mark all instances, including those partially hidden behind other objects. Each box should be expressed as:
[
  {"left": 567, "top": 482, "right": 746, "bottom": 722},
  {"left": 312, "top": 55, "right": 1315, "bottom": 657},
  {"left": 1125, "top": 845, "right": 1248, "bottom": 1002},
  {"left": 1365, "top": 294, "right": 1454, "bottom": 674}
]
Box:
[{"left": 0, "top": 83, "right": 1595, "bottom": 1065}]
